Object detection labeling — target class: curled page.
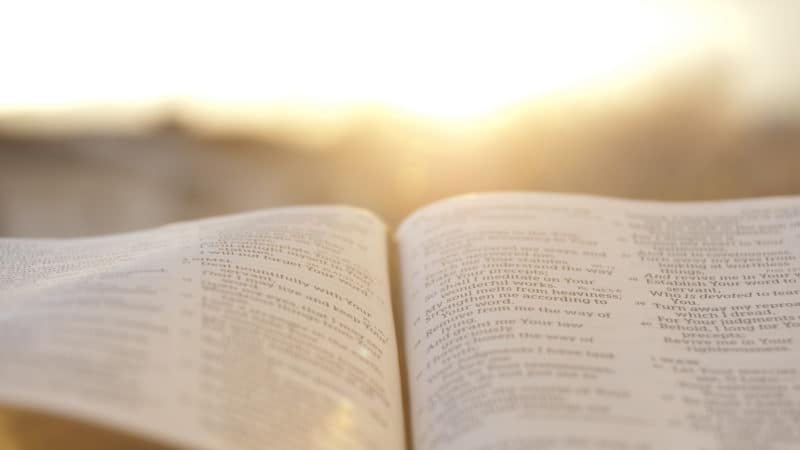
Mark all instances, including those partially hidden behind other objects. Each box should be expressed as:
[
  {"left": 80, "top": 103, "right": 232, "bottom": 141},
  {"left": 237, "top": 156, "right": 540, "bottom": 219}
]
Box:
[{"left": 0, "top": 207, "right": 405, "bottom": 450}]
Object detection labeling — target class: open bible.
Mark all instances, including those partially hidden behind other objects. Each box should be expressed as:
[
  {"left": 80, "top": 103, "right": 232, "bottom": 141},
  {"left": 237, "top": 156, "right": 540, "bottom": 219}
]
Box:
[{"left": 2, "top": 193, "right": 800, "bottom": 450}]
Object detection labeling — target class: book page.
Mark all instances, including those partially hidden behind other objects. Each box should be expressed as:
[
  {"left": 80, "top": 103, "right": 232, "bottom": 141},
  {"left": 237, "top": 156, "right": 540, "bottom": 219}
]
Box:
[
  {"left": 0, "top": 207, "right": 405, "bottom": 450},
  {"left": 397, "top": 193, "right": 800, "bottom": 450}
]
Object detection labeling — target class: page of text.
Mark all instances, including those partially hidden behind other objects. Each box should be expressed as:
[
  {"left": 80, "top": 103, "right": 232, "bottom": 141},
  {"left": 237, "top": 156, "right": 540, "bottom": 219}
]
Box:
[
  {"left": 398, "top": 193, "right": 800, "bottom": 450},
  {"left": 0, "top": 207, "right": 405, "bottom": 450}
]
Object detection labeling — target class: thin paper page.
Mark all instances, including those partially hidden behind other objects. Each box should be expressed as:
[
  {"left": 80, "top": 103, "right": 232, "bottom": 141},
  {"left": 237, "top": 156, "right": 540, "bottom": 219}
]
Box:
[
  {"left": 0, "top": 207, "right": 405, "bottom": 450},
  {"left": 397, "top": 193, "right": 800, "bottom": 450}
]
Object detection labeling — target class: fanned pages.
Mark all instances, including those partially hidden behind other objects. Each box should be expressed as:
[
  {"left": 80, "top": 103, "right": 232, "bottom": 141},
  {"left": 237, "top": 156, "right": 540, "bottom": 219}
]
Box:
[{"left": 0, "top": 207, "right": 405, "bottom": 450}]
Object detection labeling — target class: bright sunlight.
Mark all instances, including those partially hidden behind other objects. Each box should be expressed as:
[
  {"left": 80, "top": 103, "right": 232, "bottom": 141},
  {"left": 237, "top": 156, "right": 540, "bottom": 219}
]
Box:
[{"left": 0, "top": 1, "right": 748, "bottom": 121}]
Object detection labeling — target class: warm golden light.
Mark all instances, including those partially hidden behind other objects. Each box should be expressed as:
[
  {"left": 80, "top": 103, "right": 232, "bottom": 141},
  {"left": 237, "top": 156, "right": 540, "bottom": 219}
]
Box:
[{"left": 0, "top": 1, "right": 766, "bottom": 121}]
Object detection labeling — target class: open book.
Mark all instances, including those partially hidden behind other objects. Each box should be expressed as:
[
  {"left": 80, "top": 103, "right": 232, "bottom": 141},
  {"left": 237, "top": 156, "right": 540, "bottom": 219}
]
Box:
[{"left": 2, "top": 193, "right": 800, "bottom": 450}]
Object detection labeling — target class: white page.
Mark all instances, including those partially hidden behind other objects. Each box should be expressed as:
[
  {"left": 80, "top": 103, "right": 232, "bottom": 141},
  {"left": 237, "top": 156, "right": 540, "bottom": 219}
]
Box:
[
  {"left": 0, "top": 207, "right": 405, "bottom": 450},
  {"left": 397, "top": 193, "right": 800, "bottom": 450}
]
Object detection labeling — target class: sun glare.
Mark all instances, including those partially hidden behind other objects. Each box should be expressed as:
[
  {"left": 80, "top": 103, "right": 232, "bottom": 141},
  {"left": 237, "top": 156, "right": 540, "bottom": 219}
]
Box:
[{"left": 0, "top": 1, "right": 740, "bottom": 121}]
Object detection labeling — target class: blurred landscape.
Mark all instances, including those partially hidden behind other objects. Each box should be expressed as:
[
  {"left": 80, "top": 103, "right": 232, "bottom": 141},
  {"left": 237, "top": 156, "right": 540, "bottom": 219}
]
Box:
[
  {"left": 0, "top": 1, "right": 798, "bottom": 237},
  {"left": 1, "top": 67, "right": 798, "bottom": 237}
]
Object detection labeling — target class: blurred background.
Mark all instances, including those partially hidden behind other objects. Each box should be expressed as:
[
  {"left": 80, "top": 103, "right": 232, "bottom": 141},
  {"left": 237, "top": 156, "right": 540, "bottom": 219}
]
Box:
[{"left": 0, "top": 0, "right": 799, "bottom": 237}]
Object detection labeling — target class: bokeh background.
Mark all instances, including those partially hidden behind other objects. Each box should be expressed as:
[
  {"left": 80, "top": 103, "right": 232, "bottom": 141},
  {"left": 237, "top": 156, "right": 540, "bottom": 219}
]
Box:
[{"left": 1, "top": 0, "right": 799, "bottom": 237}]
